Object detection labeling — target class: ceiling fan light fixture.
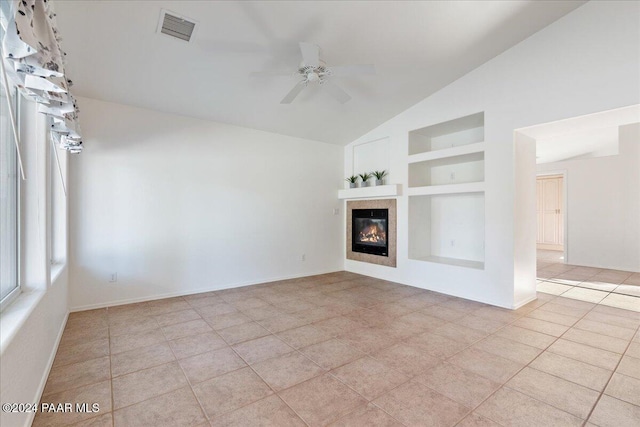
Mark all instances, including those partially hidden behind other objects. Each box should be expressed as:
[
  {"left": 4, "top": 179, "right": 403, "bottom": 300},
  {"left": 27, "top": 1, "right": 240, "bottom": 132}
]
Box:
[{"left": 255, "top": 41, "right": 374, "bottom": 104}]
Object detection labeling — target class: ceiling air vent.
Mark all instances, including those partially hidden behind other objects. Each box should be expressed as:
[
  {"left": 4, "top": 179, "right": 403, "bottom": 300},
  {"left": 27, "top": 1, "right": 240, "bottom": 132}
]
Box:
[{"left": 157, "top": 9, "right": 197, "bottom": 42}]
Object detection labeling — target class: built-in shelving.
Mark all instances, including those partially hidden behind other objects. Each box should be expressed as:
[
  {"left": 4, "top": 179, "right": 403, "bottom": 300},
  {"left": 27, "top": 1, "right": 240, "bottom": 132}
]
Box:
[
  {"left": 338, "top": 184, "right": 401, "bottom": 200},
  {"left": 408, "top": 142, "right": 485, "bottom": 164},
  {"left": 407, "top": 112, "right": 486, "bottom": 269},
  {"left": 408, "top": 192, "right": 485, "bottom": 269},
  {"left": 409, "top": 151, "right": 484, "bottom": 188},
  {"left": 410, "top": 255, "right": 484, "bottom": 270},
  {"left": 408, "top": 182, "right": 485, "bottom": 196}
]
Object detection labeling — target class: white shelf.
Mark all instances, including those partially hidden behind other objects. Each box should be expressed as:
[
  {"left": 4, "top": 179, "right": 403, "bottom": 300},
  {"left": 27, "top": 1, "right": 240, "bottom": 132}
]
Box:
[
  {"left": 338, "top": 184, "right": 402, "bottom": 200},
  {"left": 409, "top": 151, "right": 484, "bottom": 187},
  {"left": 408, "top": 142, "right": 485, "bottom": 164},
  {"left": 408, "top": 182, "right": 484, "bottom": 196},
  {"left": 410, "top": 255, "right": 484, "bottom": 270}
]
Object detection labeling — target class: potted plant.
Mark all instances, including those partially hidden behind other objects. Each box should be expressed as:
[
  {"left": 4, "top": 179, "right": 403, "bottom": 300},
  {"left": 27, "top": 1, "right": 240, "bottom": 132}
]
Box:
[
  {"left": 359, "top": 172, "right": 373, "bottom": 187},
  {"left": 373, "top": 170, "right": 388, "bottom": 186},
  {"left": 345, "top": 175, "right": 359, "bottom": 189}
]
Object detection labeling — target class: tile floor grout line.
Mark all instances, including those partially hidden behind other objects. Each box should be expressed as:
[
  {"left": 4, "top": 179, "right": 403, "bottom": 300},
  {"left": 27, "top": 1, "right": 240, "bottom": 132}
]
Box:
[
  {"left": 226, "top": 338, "right": 313, "bottom": 427},
  {"left": 539, "top": 267, "right": 640, "bottom": 311},
  {"left": 108, "top": 374, "right": 200, "bottom": 420},
  {"left": 107, "top": 327, "right": 179, "bottom": 415},
  {"left": 321, "top": 348, "right": 431, "bottom": 427},
  {"left": 164, "top": 326, "right": 212, "bottom": 426},
  {"left": 327, "top": 304, "right": 528, "bottom": 427},
  {"left": 444, "top": 293, "right": 614, "bottom": 426},
  {"left": 37, "top": 271, "right": 639, "bottom": 426},
  {"left": 244, "top": 310, "right": 429, "bottom": 427},
  {"left": 375, "top": 298, "right": 537, "bottom": 426},
  {"left": 506, "top": 294, "right": 637, "bottom": 424},
  {"left": 452, "top": 339, "right": 563, "bottom": 423},
  {"left": 106, "top": 307, "right": 115, "bottom": 427},
  {"left": 538, "top": 280, "right": 639, "bottom": 316},
  {"left": 581, "top": 320, "right": 640, "bottom": 425},
  {"left": 269, "top": 356, "right": 317, "bottom": 427}
]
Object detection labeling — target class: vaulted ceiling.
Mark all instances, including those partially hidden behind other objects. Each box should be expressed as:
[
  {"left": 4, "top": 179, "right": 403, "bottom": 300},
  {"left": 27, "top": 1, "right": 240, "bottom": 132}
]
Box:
[{"left": 54, "top": 1, "right": 584, "bottom": 145}]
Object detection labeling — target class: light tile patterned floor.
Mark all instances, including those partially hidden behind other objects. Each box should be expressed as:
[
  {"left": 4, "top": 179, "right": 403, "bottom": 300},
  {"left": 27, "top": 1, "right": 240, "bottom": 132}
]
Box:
[
  {"left": 35, "top": 271, "right": 640, "bottom": 426},
  {"left": 537, "top": 250, "right": 640, "bottom": 313}
]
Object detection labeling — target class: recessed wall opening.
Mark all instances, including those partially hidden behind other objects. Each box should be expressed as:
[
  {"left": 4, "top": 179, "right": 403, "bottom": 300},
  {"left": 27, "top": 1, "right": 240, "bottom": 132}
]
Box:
[
  {"left": 514, "top": 104, "right": 640, "bottom": 305},
  {"left": 408, "top": 192, "right": 485, "bottom": 269},
  {"left": 525, "top": 107, "right": 639, "bottom": 270},
  {"left": 407, "top": 112, "right": 486, "bottom": 270}
]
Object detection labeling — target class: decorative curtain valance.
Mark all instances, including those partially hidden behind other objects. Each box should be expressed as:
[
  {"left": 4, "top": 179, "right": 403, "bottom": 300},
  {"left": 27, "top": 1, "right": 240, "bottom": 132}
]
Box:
[{"left": 1, "top": 0, "right": 82, "bottom": 154}]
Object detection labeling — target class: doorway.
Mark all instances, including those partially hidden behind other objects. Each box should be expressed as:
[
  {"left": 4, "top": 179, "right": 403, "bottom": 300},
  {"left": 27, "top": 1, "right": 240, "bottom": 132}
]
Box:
[{"left": 536, "top": 173, "right": 565, "bottom": 255}]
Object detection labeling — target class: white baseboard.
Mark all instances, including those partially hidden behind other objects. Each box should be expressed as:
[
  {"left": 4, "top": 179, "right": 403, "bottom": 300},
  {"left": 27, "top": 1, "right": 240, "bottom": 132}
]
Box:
[
  {"left": 343, "top": 266, "right": 533, "bottom": 310},
  {"left": 512, "top": 294, "right": 538, "bottom": 309},
  {"left": 70, "top": 269, "right": 342, "bottom": 312}
]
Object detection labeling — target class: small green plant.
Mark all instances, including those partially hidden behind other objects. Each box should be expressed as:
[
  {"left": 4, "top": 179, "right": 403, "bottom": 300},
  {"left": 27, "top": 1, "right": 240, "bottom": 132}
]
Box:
[
  {"left": 359, "top": 172, "right": 373, "bottom": 182},
  {"left": 373, "top": 170, "right": 388, "bottom": 180},
  {"left": 345, "top": 175, "right": 359, "bottom": 183}
]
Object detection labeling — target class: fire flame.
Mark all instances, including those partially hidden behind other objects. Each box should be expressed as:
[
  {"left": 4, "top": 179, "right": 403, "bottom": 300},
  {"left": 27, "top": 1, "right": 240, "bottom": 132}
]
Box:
[{"left": 359, "top": 224, "right": 386, "bottom": 244}]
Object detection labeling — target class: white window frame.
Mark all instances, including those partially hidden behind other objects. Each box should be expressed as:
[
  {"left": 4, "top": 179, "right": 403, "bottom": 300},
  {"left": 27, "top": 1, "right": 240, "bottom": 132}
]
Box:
[
  {"left": 48, "top": 126, "right": 67, "bottom": 279},
  {"left": 0, "top": 84, "right": 21, "bottom": 311}
]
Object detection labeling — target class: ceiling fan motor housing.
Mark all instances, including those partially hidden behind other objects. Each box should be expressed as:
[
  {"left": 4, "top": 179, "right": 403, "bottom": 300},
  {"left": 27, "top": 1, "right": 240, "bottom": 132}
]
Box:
[{"left": 298, "top": 62, "right": 329, "bottom": 84}]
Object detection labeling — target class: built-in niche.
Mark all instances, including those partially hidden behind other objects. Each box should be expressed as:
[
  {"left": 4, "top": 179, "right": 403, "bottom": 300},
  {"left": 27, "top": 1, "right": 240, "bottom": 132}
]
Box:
[
  {"left": 409, "top": 192, "right": 485, "bottom": 269},
  {"left": 407, "top": 112, "right": 486, "bottom": 269},
  {"left": 352, "top": 137, "right": 390, "bottom": 183}
]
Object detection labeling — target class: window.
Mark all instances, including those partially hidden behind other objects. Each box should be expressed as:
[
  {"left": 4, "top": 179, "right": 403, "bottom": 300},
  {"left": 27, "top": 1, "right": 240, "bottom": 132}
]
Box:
[
  {"left": 49, "top": 133, "right": 67, "bottom": 270},
  {"left": 0, "top": 82, "right": 20, "bottom": 308}
]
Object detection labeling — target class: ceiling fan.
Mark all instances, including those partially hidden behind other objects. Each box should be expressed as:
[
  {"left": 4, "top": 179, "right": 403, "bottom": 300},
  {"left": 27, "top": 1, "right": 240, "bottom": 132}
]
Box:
[{"left": 251, "top": 42, "right": 376, "bottom": 104}]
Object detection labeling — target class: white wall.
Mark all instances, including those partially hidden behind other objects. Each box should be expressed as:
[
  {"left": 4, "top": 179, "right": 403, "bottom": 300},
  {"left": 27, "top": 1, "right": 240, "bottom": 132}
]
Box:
[
  {"left": 537, "top": 123, "right": 640, "bottom": 272},
  {"left": 514, "top": 133, "right": 538, "bottom": 305},
  {"left": 68, "top": 97, "right": 344, "bottom": 311},
  {"left": 352, "top": 137, "right": 390, "bottom": 183},
  {"left": 343, "top": 1, "right": 640, "bottom": 308},
  {"left": 0, "top": 273, "right": 68, "bottom": 427},
  {"left": 1, "top": 99, "right": 69, "bottom": 427}
]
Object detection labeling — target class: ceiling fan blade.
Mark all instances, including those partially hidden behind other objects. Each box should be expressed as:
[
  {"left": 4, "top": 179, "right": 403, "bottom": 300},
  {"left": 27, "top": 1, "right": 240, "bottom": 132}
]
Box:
[
  {"left": 299, "top": 42, "right": 320, "bottom": 67},
  {"left": 280, "top": 83, "right": 306, "bottom": 104},
  {"left": 323, "top": 82, "right": 351, "bottom": 104},
  {"left": 250, "top": 71, "right": 294, "bottom": 77},
  {"left": 329, "top": 64, "right": 376, "bottom": 76}
]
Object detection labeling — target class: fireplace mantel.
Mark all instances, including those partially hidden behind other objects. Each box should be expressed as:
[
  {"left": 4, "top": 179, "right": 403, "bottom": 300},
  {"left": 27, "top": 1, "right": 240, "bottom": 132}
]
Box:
[{"left": 338, "top": 184, "right": 401, "bottom": 200}]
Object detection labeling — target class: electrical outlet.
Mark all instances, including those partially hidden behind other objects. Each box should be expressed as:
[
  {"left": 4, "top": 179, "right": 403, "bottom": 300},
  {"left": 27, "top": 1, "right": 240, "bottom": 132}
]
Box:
[
  {"left": 450, "top": 239, "right": 456, "bottom": 247},
  {"left": 301, "top": 254, "right": 306, "bottom": 262},
  {"left": 109, "top": 273, "right": 118, "bottom": 283},
  {"left": 333, "top": 208, "right": 339, "bottom": 215},
  {"left": 450, "top": 172, "right": 456, "bottom": 181}
]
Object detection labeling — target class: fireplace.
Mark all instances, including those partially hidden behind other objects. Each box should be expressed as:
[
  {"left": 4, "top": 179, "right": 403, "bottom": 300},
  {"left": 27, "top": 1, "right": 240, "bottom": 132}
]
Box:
[
  {"left": 347, "top": 199, "right": 396, "bottom": 267},
  {"left": 352, "top": 209, "right": 389, "bottom": 256}
]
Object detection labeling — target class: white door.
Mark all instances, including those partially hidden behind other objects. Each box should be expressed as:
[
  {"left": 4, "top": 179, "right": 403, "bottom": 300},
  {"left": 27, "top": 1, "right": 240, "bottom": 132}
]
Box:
[{"left": 536, "top": 175, "right": 564, "bottom": 250}]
